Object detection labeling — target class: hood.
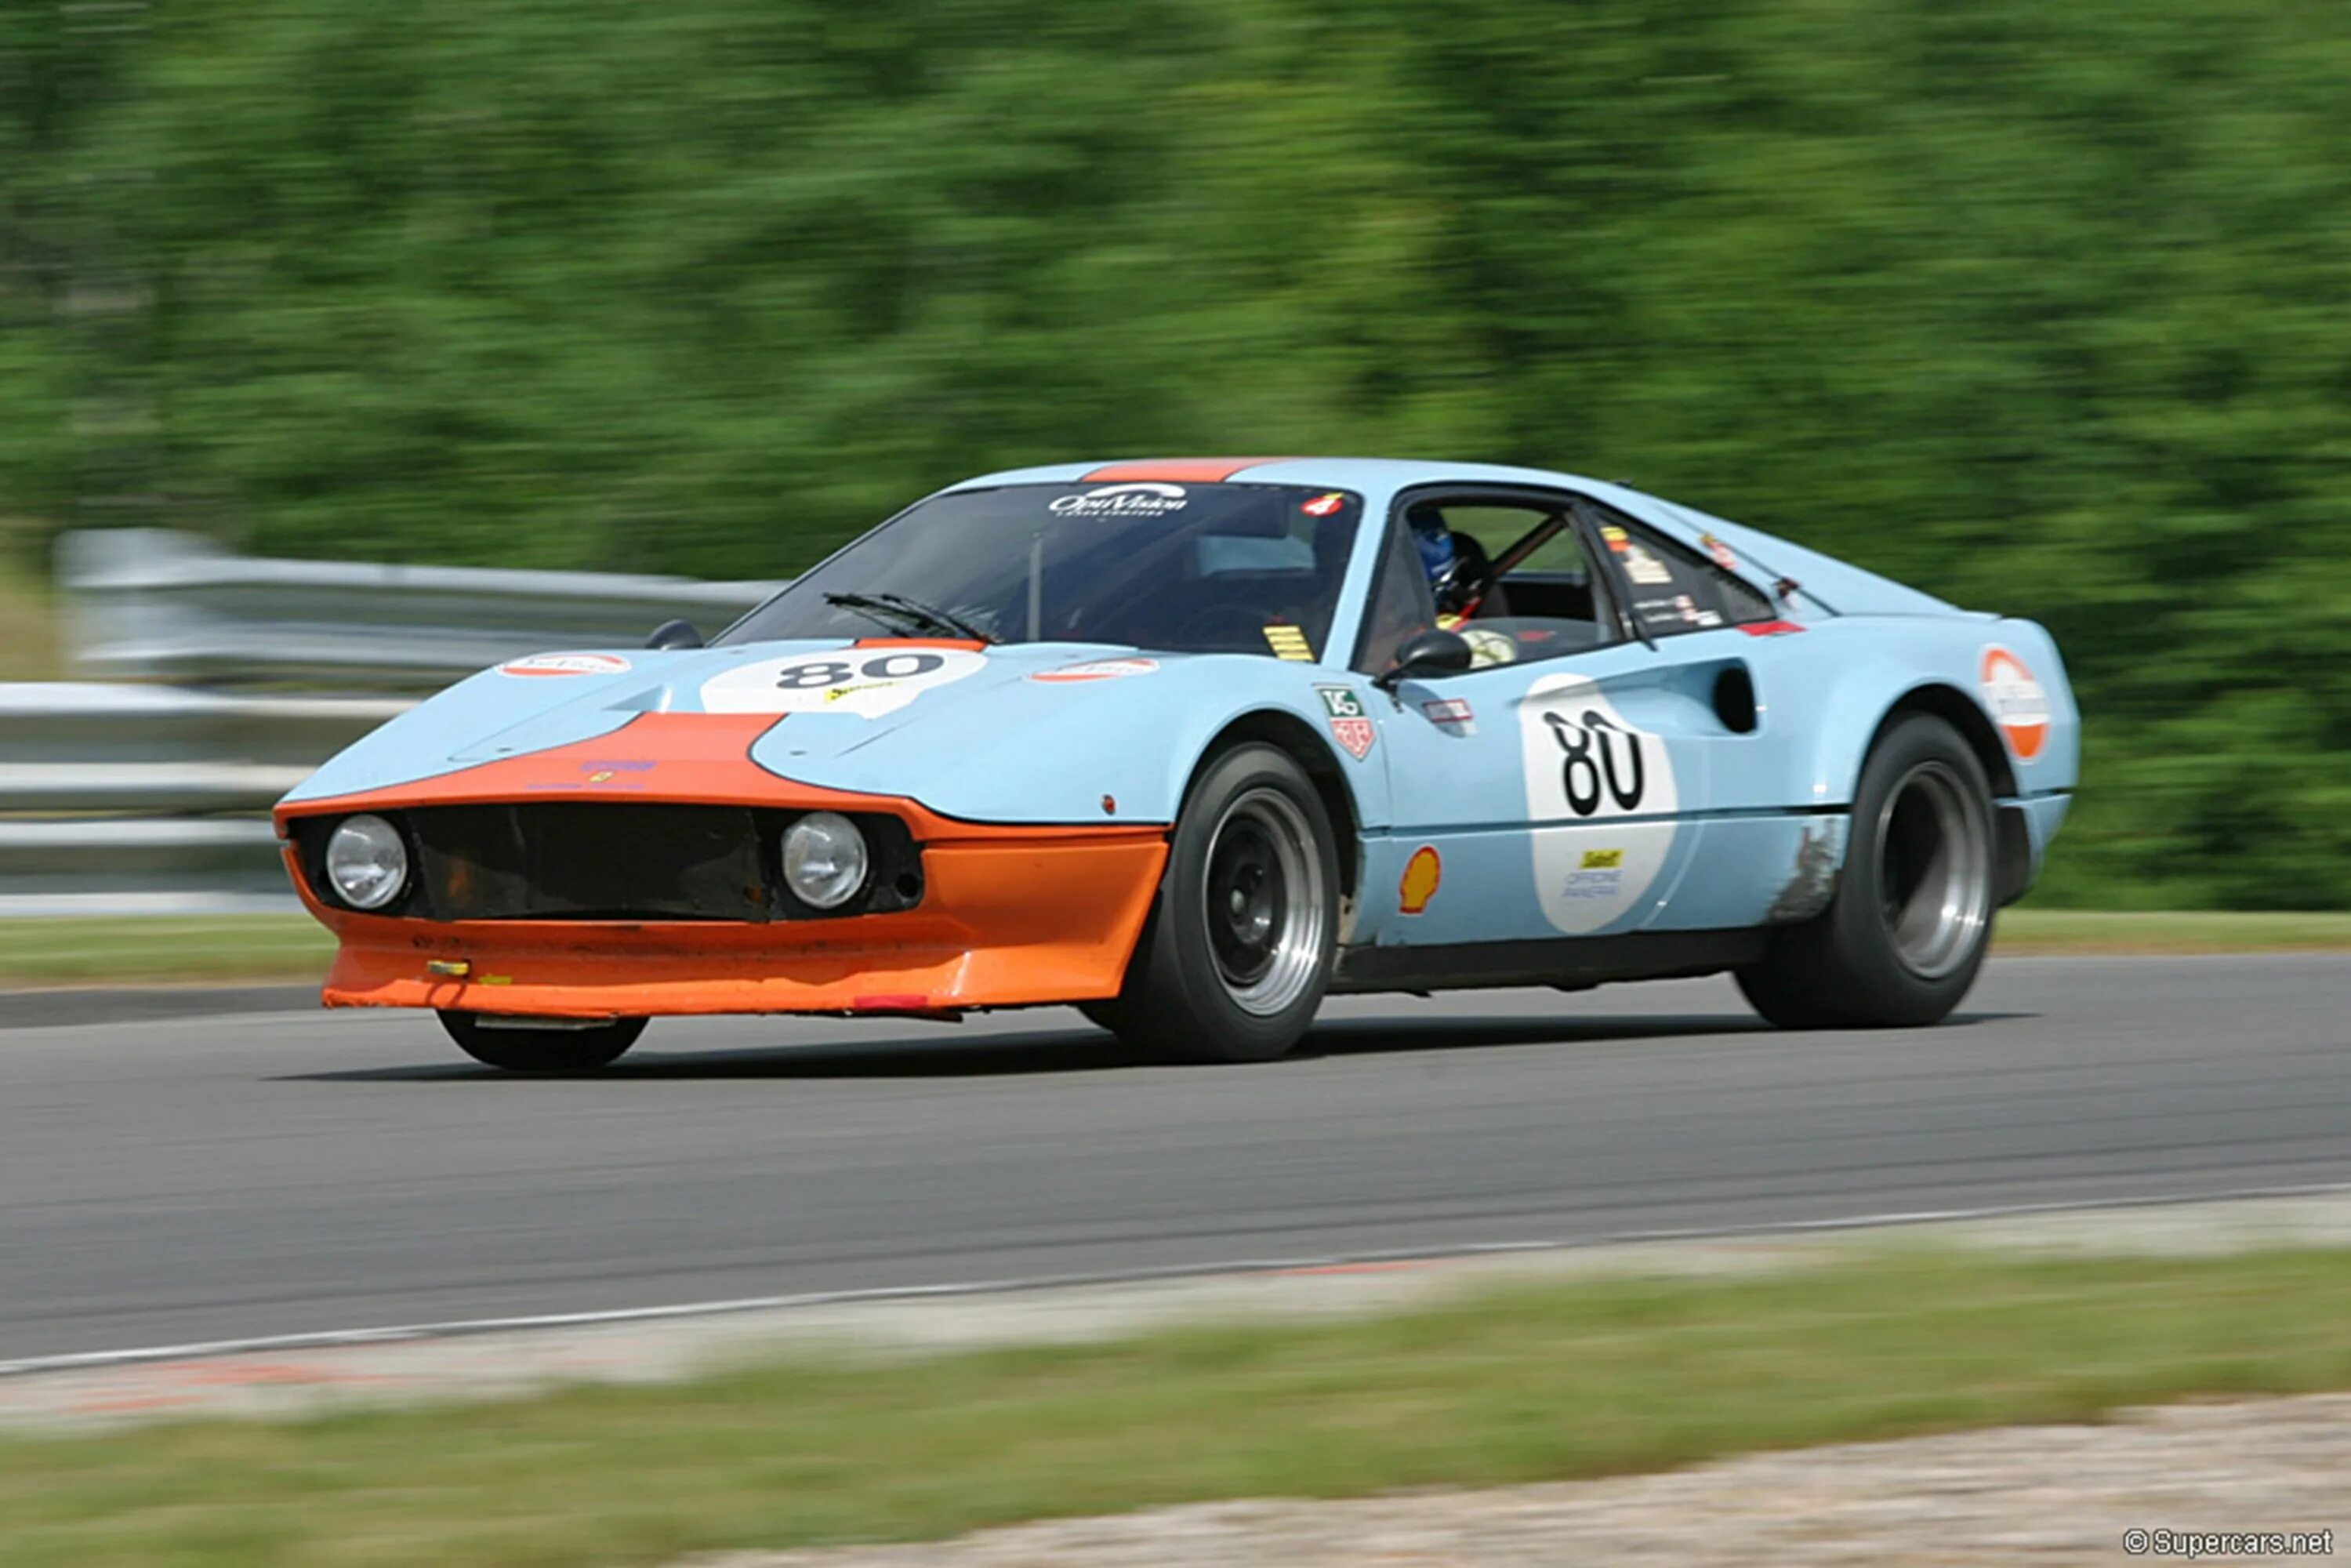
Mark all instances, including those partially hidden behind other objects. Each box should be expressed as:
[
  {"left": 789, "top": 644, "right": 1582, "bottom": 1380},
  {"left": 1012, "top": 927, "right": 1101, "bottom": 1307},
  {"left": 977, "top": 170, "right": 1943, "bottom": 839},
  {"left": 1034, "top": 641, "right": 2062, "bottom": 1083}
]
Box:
[{"left": 281, "top": 639, "right": 1195, "bottom": 808}]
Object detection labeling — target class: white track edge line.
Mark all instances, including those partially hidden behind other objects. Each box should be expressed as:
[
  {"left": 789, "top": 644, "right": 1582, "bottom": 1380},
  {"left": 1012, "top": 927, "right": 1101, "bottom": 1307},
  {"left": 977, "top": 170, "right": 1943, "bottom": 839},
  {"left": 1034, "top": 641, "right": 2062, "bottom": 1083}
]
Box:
[{"left": 8, "top": 1178, "right": 2349, "bottom": 1380}]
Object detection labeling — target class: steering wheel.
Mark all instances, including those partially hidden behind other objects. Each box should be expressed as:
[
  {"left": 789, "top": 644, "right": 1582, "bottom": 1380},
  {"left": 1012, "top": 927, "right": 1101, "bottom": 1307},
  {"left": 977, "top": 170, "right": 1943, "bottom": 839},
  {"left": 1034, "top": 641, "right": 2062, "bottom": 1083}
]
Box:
[{"left": 1432, "top": 542, "right": 1497, "bottom": 619}]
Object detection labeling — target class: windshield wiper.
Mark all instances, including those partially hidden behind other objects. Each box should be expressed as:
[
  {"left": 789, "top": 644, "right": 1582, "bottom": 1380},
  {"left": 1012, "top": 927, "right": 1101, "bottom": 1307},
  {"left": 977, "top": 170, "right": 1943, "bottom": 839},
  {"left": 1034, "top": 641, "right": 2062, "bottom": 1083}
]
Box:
[{"left": 823, "top": 591, "right": 998, "bottom": 644}]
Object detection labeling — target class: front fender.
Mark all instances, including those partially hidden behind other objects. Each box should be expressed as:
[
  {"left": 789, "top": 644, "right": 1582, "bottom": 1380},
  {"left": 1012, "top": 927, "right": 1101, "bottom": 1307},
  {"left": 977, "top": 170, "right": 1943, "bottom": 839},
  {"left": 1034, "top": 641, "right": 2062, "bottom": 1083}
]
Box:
[{"left": 769, "top": 654, "right": 1395, "bottom": 832}]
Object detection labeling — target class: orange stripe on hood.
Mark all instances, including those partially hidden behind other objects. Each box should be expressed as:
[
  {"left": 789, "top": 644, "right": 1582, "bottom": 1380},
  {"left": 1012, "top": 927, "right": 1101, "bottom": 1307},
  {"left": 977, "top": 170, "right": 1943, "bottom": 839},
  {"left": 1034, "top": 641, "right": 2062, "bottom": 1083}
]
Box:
[{"left": 1080, "top": 458, "right": 1297, "bottom": 483}]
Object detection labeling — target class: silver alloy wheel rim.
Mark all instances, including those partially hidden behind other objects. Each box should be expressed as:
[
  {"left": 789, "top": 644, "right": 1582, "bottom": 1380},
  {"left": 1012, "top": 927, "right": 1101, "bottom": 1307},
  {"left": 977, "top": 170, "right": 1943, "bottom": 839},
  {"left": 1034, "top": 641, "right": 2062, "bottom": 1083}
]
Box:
[
  {"left": 1874, "top": 759, "right": 1991, "bottom": 980},
  {"left": 1200, "top": 786, "right": 1327, "bottom": 1017}
]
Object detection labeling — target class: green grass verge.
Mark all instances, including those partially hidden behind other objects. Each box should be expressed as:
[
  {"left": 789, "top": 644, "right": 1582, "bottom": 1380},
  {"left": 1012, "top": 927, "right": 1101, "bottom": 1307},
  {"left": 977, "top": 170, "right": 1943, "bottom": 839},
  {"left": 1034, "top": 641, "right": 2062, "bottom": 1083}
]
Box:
[
  {"left": 0, "top": 909, "right": 2348, "bottom": 991},
  {"left": 1995, "top": 909, "right": 2351, "bottom": 953},
  {"left": 0, "top": 917, "right": 334, "bottom": 988},
  {"left": 4, "top": 1249, "right": 2350, "bottom": 1566}
]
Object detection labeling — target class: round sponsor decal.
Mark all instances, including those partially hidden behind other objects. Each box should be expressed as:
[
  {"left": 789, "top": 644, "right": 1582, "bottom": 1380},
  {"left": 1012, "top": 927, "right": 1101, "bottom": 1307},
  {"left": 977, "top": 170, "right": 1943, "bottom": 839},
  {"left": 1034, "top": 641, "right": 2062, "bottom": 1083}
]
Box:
[
  {"left": 1979, "top": 645, "right": 2050, "bottom": 760},
  {"left": 1029, "top": 657, "right": 1159, "bottom": 684},
  {"left": 1520, "top": 672, "right": 1680, "bottom": 935},
  {"left": 1462, "top": 628, "right": 1518, "bottom": 668},
  {"left": 500, "top": 652, "right": 632, "bottom": 677},
  {"left": 1048, "top": 482, "right": 1188, "bottom": 517},
  {"left": 700, "top": 648, "right": 987, "bottom": 718},
  {"left": 1301, "top": 491, "right": 1347, "bottom": 517}
]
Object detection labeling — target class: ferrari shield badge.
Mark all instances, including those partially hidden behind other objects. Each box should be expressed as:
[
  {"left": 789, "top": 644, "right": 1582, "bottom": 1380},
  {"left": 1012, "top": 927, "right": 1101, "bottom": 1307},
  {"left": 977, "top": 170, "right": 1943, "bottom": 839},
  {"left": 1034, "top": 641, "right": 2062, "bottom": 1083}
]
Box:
[{"left": 1316, "top": 685, "right": 1377, "bottom": 760}]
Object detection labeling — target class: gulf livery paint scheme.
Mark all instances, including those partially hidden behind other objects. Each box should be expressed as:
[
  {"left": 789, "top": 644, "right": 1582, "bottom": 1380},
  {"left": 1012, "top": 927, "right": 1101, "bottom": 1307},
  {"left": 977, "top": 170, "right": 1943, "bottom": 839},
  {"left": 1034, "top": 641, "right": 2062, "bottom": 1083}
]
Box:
[{"left": 277, "top": 458, "right": 2077, "bottom": 1069}]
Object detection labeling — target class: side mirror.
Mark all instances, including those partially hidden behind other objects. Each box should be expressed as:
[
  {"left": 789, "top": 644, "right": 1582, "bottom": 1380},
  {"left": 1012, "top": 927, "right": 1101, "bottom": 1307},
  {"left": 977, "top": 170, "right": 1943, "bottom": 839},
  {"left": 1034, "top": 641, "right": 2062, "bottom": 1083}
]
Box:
[
  {"left": 1373, "top": 627, "right": 1474, "bottom": 691},
  {"left": 646, "top": 619, "right": 704, "bottom": 651}
]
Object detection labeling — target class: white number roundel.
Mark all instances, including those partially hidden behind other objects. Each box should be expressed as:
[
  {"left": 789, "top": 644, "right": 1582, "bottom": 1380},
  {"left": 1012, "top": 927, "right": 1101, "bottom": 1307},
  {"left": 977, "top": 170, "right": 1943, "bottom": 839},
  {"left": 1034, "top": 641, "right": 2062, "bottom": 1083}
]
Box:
[
  {"left": 1519, "top": 673, "right": 1677, "bottom": 823},
  {"left": 1519, "top": 673, "right": 1681, "bottom": 935},
  {"left": 699, "top": 648, "right": 988, "bottom": 717}
]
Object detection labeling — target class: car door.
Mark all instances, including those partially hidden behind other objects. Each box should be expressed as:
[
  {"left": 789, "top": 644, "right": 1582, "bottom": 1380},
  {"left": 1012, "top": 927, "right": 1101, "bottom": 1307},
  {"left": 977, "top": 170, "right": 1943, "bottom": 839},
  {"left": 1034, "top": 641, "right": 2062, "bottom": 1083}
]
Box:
[
  {"left": 1352, "top": 488, "right": 1722, "bottom": 949},
  {"left": 1582, "top": 503, "right": 1838, "bottom": 933}
]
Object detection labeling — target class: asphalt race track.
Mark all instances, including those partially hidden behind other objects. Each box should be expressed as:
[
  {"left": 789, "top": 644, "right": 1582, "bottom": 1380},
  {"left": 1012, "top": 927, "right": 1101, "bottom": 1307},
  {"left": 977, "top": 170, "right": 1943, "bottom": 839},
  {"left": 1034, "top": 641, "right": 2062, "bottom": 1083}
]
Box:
[{"left": 3, "top": 956, "right": 2348, "bottom": 1363}]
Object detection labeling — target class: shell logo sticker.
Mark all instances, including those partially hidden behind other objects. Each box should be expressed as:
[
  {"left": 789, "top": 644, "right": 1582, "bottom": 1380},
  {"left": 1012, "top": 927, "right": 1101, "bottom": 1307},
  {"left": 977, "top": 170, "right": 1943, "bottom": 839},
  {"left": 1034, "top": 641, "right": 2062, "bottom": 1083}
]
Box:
[
  {"left": 1520, "top": 673, "right": 1679, "bottom": 935},
  {"left": 1030, "top": 658, "right": 1159, "bottom": 684},
  {"left": 499, "top": 652, "right": 632, "bottom": 677},
  {"left": 1399, "top": 847, "right": 1442, "bottom": 915},
  {"left": 1980, "top": 646, "right": 2051, "bottom": 761},
  {"left": 700, "top": 648, "right": 987, "bottom": 718}
]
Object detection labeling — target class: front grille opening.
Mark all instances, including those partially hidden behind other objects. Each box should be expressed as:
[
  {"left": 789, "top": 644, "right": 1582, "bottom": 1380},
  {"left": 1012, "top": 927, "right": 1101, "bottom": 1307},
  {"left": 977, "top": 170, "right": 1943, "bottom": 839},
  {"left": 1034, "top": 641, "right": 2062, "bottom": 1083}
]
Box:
[
  {"left": 415, "top": 803, "right": 767, "bottom": 921},
  {"left": 292, "top": 804, "right": 922, "bottom": 922}
]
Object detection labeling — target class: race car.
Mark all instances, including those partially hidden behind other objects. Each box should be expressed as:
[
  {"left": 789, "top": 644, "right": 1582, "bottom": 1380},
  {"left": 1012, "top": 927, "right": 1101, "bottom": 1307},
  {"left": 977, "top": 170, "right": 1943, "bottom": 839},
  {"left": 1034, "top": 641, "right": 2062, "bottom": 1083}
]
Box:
[{"left": 276, "top": 458, "right": 2077, "bottom": 1070}]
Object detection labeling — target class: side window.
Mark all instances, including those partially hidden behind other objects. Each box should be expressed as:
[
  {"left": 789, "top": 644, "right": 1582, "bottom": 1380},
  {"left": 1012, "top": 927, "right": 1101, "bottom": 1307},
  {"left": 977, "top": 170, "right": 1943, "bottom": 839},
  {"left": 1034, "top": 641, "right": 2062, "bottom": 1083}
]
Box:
[
  {"left": 1352, "top": 514, "right": 1438, "bottom": 674},
  {"left": 1600, "top": 517, "right": 1776, "bottom": 639},
  {"left": 1496, "top": 522, "right": 1620, "bottom": 636},
  {"left": 1435, "top": 505, "right": 1552, "bottom": 572},
  {"left": 1379, "top": 493, "right": 1624, "bottom": 671},
  {"left": 1714, "top": 563, "right": 1776, "bottom": 622}
]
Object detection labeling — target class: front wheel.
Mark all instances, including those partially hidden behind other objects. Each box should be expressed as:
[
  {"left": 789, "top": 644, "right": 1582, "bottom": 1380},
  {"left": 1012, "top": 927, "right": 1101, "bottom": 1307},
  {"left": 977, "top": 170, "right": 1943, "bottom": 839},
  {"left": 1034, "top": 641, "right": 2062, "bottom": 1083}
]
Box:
[
  {"left": 439, "top": 1011, "right": 646, "bottom": 1072},
  {"left": 1736, "top": 713, "right": 1996, "bottom": 1029},
  {"left": 1097, "top": 744, "right": 1339, "bottom": 1063}
]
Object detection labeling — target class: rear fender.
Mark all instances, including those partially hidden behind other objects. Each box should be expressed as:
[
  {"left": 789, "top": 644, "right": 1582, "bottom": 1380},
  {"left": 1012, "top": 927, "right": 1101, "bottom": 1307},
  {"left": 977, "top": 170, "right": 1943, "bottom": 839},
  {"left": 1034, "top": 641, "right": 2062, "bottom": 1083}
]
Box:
[{"left": 1757, "top": 616, "right": 2077, "bottom": 898}]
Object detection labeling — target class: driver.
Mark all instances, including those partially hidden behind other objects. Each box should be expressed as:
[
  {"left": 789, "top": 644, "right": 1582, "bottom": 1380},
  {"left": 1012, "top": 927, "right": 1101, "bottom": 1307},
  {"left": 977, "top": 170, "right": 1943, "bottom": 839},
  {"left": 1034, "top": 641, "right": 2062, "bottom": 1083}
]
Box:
[
  {"left": 1407, "top": 501, "right": 1460, "bottom": 598},
  {"left": 1407, "top": 502, "right": 1500, "bottom": 620}
]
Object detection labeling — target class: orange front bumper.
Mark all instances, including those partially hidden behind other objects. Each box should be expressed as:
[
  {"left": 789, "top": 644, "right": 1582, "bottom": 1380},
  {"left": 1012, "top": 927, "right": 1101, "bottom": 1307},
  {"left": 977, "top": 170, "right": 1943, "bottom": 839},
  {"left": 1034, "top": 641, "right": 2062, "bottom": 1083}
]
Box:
[
  {"left": 278, "top": 710, "right": 1167, "bottom": 1018},
  {"left": 290, "top": 832, "right": 1166, "bottom": 1018}
]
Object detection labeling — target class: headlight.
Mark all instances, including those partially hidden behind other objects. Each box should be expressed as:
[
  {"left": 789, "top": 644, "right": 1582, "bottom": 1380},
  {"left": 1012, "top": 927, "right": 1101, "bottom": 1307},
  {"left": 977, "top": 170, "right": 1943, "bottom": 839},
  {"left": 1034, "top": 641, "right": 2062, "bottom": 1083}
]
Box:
[
  {"left": 782, "top": 811, "right": 868, "bottom": 910},
  {"left": 325, "top": 814, "right": 409, "bottom": 910}
]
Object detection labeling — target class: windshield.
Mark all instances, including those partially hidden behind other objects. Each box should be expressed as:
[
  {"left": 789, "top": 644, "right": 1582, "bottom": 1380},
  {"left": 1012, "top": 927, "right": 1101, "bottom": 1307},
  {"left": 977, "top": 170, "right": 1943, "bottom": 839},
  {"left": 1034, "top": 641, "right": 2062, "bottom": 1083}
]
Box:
[{"left": 720, "top": 482, "right": 1366, "bottom": 659}]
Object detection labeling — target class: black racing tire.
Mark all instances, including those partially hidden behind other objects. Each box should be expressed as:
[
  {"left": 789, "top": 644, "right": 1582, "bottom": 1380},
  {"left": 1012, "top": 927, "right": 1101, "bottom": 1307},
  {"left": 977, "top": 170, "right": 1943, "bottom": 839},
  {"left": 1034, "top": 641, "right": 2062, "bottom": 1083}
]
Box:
[
  {"left": 438, "top": 1011, "right": 646, "bottom": 1072},
  {"left": 1101, "top": 743, "right": 1340, "bottom": 1064},
  {"left": 1076, "top": 999, "right": 1129, "bottom": 1035},
  {"left": 1736, "top": 713, "right": 1997, "bottom": 1029}
]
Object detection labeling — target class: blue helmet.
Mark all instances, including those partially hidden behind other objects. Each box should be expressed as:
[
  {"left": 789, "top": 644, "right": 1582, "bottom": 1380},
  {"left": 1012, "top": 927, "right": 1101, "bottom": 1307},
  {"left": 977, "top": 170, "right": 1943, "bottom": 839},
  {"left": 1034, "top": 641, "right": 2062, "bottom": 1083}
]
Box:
[{"left": 1406, "top": 502, "right": 1456, "bottom": 585}]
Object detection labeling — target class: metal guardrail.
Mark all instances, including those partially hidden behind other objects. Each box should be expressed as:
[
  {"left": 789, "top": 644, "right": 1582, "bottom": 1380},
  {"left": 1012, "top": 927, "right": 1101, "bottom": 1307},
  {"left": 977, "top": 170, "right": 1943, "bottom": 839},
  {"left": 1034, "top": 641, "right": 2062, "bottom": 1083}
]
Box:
[
  {"left": 0, "top": 684, "right": 414, "bottom": 915},
  {"left": 61, "top": 528, "right": 782, "bottom": 691},
  {"left": 0, "top": 683, "right": 413, "bottom": 814},
  {"left": 5, "top": 531, "right": 791, "bottom": 916}
]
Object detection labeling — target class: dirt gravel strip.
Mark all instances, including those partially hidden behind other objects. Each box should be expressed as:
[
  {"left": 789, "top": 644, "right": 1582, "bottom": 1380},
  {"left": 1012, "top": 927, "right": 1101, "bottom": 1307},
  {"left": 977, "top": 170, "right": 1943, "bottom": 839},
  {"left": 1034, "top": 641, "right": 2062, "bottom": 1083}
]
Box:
[{"left": 678, "top": 1394, "right": 2349, "bottom": 1568}]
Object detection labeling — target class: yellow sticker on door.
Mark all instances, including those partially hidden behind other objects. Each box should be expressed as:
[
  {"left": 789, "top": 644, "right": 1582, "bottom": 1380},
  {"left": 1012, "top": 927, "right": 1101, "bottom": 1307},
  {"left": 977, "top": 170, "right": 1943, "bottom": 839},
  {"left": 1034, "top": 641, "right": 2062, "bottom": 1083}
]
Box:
[{"left": 1399, "top": 846, "right": 1442, "bottom": 914}]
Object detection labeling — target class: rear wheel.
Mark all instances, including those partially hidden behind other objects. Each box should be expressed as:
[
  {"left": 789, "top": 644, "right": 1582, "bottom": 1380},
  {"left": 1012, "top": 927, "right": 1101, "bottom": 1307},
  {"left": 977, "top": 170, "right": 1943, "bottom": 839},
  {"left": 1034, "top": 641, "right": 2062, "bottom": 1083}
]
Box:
[
  {"left": 1096, "top": 744, "right": 1339, "bottom": 1063},
  {"left": 438, "top": 1011, "right": 646, "bottom": 1072},
  {"left": 1736, "top": 713, "right": 1996, "bottom": 1029}
]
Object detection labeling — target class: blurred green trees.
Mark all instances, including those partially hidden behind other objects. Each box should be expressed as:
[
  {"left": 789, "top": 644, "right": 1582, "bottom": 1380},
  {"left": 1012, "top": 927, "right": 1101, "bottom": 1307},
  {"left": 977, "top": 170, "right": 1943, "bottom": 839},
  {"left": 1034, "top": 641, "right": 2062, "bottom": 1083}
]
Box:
[{"left": 4, "top": 0, "right": 2349, "bottom": 906}]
